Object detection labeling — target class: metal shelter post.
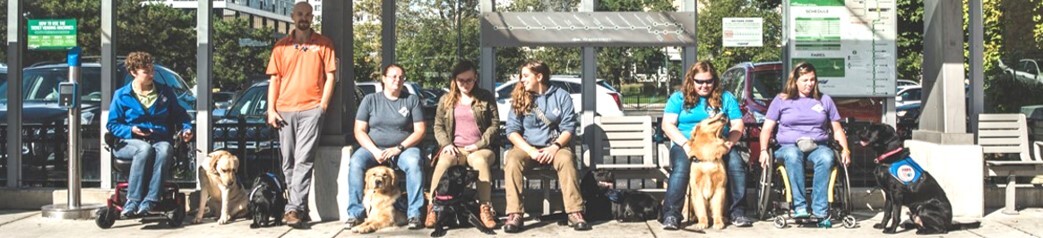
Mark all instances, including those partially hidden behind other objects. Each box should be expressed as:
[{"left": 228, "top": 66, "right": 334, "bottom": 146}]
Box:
[
  {"left": 195, "top": 0, "right": 214, "bottom": 191},
  {"left": 913, "top": 0, "right": 973, "bottom": 144},
  {"left": 682, "top": 1, "right": 697, "bottom": 76},
  {"left": 99, "top": 0, "right": 117, "bottom": 189},
  {"left": 6, "top": 0, "right": 23, "bottom": 188},
  {"left": 381, "top": 0, "right": 396, "bottom": 68},
  {"left": 478, "top": 0, "right": 495, "bottom": 92},
  {"left": 580, "top": 0, "right": 600, "bottom": 166}
]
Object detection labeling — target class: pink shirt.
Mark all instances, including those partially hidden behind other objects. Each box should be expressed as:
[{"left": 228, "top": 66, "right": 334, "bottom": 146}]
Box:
[{"left": 453, "top": 103, "right": 481, "bottom": 146}]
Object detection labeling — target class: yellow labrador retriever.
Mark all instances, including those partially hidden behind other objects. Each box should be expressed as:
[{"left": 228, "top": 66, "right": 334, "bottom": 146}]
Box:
[
  {"left": 193, "top": 150, "right": 249, "bottom": 224},
  {"left": 352, "top": 165, "right": 406, "bottom": 233},
  {"left": 685, "top": 113, "right": 729, "bottom": 230}
]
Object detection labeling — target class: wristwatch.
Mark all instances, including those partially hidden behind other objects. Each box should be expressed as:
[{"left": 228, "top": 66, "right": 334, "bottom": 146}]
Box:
[
  {"left": 552, "top": 142, "right": 563, "bottom": 148},
  {"left": 396, "top": 144, "right": 406, "bottom": 151}
]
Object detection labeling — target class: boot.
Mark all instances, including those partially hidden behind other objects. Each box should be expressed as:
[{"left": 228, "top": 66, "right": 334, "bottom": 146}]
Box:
[
  {"left": 425, "top": 205, "right": 437, "bottom": 228},
  {"left": 479, "top": 203, "right": 497, "bottom": 229}
]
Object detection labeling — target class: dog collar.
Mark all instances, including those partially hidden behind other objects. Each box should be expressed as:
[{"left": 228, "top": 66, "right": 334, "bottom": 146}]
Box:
[
  {"left": 435, "top": 195, "right": 454, "bottom": 201},
  {"left": 875, "top": 147, "right": 904, "bottom": 164}
]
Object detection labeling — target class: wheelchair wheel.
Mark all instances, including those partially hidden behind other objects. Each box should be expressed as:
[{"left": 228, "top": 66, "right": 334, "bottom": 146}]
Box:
[
  {"left": 842, "top": 215, "right": 858, "bottom": 228},
  {"left": 95, "top": 206, "right": 116, "bottom": 229},
  {"left": 755, "top": 166, "right": 775, "bottom": 220},
  {"left": 830, "top": 166, "right": 853, "bottom": 218},
  {"left": 772, "top": 215, "right": 788, "bottom": 229}
]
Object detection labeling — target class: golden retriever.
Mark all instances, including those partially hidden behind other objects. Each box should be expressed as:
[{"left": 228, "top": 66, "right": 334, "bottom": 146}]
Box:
[
  {"left": 685, "top": 113, "right": 729, "bottom": 230},
  {"left": 193, "top": 150, "right": 249, "bottom": 224},
  {"left": 351, "top": 165, "right": 406, "bottom": 233}
]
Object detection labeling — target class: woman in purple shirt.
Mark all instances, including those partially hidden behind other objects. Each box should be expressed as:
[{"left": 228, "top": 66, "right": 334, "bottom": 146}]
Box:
[{"left": 757, "top": 62, "right": 851, "bottom": 228}]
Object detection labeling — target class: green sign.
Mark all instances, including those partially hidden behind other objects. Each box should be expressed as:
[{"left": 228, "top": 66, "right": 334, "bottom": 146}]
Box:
[
  {"left": 790, "top": 0, "right": 844, "bottom": 7},
  {"left": 28, "top": 19, "right": 78, "bottom": 50}
]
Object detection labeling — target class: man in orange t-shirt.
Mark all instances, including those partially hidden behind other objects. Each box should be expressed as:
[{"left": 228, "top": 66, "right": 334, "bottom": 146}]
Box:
[{"left": 265, "top": 2, "right": 336, "bottom": 228}]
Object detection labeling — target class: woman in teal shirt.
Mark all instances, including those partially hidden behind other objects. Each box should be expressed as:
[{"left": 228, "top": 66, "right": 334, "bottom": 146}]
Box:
[{"left": 659, "top": 61, "right": 751, "bottom": 229}]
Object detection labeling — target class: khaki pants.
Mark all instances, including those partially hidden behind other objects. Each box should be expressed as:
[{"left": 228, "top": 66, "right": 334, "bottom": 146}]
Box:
[
  {"left": 503, "top": 146, "right": 583, "bottom": 214},
  {"left": 429, "top": 148, "right": 495, "bottom": 203}
]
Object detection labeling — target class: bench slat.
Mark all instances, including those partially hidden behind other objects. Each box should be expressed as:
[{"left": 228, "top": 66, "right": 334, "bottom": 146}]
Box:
[
  {"left": 982, "top": 146, "right": 1027, "bottom": 153},
  {"left": 978, "top": 138, "right": 1028, "bottom": 145},
  {"left": 979, "top": 122, "right": 1025, "bottom": 129}
]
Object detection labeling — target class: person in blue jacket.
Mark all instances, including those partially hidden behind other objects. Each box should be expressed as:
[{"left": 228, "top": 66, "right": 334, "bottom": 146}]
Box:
[{"left": 106, "top": 52, "right": 193, "bottom": 217}]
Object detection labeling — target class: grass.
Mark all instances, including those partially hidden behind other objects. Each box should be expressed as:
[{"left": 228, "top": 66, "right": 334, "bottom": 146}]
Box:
[{"left": 621, "top": 95, "right": 669, "bottom": 104}]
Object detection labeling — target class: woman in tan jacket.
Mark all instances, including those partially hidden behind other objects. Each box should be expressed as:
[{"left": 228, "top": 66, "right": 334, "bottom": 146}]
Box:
[{"left": 425, "top": 61, "right": 500, "bottom": 229}]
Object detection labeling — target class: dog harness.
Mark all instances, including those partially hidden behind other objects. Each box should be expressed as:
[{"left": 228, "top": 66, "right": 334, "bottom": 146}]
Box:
[
  {"left": 888, "top": 157, "right": 925, "bottom": 186},
  {"left": 249, "top": 172, "right": 284, "bottom": 200}
]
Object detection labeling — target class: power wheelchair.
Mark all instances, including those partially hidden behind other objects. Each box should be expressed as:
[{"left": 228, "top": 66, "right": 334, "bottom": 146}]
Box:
[{"left": 94, "top": 131, "right": 191, "bottom": 229}]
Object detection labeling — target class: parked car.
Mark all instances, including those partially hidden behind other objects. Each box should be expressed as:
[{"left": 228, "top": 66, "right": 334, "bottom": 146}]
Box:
[
  {"left": 0, "top": 61, "right": 195, "bottom": 184},
  {"left": 895, "top": 86, "right": 922, "bottom": 108},
  {"left": 213, "top": 91, "right": 236, "bottom": 110},
  {"left": 896, "top": 102, "right": 920, "bottom": 139},
  {"left": 493, "top": 76, "right": 624, "bottom": 120},
  {"left": 896, "top": 79, "right": 920, "bottom": 90},
  {"left": 356, "top": 81, "right": 435, "bottom": 120},
  {"left": 1004, "top": 58, "right": 1043, "bottom": 84}
]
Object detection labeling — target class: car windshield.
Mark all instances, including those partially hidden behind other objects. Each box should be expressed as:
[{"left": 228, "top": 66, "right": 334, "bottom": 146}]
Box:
[
  {"left": 228, "top": 85, "right": 267, "bottom": 117},
  {"left": 751, "top": 70, "right": 782, "bottom": 101},
  {"left": 0, "top": 67, "right": 103, "bottom": 103}
]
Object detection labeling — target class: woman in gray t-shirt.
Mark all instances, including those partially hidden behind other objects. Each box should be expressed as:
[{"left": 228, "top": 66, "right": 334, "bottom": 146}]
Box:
[{"left": 345, "top": 64, "right": 427, "bottom": 229}]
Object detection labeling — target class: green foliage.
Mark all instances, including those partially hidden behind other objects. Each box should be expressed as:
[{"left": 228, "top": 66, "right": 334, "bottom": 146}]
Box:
[
  {"left": 696, "top": 0, "right": 782, "bottom": 81},
  {"left": 896, "top": 0, "right": 924, "bottom": 81},
  {"left": 212, "top": 18, "right": 274, "bottom": 91}
]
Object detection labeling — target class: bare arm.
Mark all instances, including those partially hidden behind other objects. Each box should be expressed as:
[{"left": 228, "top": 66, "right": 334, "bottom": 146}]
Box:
[
  {"left": 758, "top": 119, "right": 777, "bottom": 167},
  {"left": 319, "top": 72, "right": 336, "bottom": 112},
  {"left": 354, "top": 120, "right": 381, "bottom": 154},
  {"left": 726, "top": 119, "right": 744, "bottom": 149},
  {"left": 266, "top": 75, "right": 285, "bottom": 128},
  {"left": 831, "top": 121, "right": 851, "bottom": 166},
  {"left": 661, "top": 113, "right": 686, "bottom": 146},
  {"left": 400, "top": 121, "right": 427, "bottom": 148}
]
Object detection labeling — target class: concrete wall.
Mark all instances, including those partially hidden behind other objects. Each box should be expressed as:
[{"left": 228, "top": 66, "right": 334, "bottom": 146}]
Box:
[{"left": 905, "top": 140, "right": 985, "bottom": 218}]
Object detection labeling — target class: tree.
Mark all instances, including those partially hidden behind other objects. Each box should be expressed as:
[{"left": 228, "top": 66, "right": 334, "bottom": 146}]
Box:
[
  {"left": 0, "top": 0, "right": 196, "bottom": 83},
  {"left": 695, "top": 0, "right": 782, "bottom": 81},
  {"left": 212, "top": 18, "right": 274, "bottom": 91}
]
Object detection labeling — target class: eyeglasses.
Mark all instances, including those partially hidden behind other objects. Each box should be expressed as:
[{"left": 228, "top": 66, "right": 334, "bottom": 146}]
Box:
[
  {"left": 456, "top": 78, "right": 476, "bottom": 84},
  {"left": 693, "top": 78, "right": 715, "bottom": 85}
]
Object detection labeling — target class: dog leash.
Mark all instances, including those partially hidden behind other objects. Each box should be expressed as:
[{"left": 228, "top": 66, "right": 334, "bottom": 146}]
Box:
[{"left": 874, "top": 147, "right": 904, "bottom": 163}]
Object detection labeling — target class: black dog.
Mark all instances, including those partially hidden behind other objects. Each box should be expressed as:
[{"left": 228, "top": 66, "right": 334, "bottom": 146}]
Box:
[
  {"left": 430, "top": 165, "right": 495, "bottom": 237},
  {"left": 855, "top": 123, "right": 980, "bottom": 234},
  {"left": 580, "top": 169, "right": 660, "bottom": 222},
  {"left": 248, "top": 172, "right": 286, "bottom": 228}
]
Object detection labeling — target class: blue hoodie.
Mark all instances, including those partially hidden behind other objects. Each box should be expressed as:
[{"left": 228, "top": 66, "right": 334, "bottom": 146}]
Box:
[
  {"left": 505, "top": 85, "right": 577, "bottom": 147},
  {"left": 107, "top": 83, "right": 192, "bottom": 142}
]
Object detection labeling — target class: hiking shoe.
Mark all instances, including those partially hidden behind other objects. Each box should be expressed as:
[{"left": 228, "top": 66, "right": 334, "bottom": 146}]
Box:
[{"left": 479, "top": 203, "right": 497, "bottom": 229}]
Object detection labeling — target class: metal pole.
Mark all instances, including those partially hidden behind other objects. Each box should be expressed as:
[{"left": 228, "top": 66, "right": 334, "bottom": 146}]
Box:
[
  {"left": 478, "top": 0, "right": 495, "bottom": 92},
  {"left": 195, "top": 0, "right": 214, "bottom": 191},
  {"left": 381, "top": 0, "right": 396, "bottom": 68},
  {"left": 99, "top": 0, "right": 117, "bottom": 190},
  {"left": 968, "top": 0, "right": 984, "bottom": 137},
  {"left": 456, "top": 0, "right": 462, "bottom": 61},
  {"left": 68, "top": 48, "right": 82, "bottom": 209},
  {"left": 6, "top": 0, "right": 23, "bottom": 188}
]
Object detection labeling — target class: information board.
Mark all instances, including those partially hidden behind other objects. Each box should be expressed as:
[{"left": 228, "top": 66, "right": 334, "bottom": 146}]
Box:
[
  {"left": 787, "top": 0, "right": 896, "bottom": 97},
  {"left": 28, "top": 19, "right": 78, "bottom": 50},
  {"left": 723, "top": 18, "right": 763, "bottom": 47},
  {"left": 481, "top": 12, "right": 696, "bottom": 47}
]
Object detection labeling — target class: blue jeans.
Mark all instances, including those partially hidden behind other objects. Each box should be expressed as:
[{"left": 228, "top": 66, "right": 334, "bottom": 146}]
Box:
[
  {"left": 346, "top": 147, "right": 425, "bottom": 219},
  {"left": 775, "top": 144, "right": 834, "bottom": 218},
  {"left": 113, "top": 139, "right": 172, "bottom": 204},
  {"left": 662, "top": 143, "right": 748, "bottom": 221}
]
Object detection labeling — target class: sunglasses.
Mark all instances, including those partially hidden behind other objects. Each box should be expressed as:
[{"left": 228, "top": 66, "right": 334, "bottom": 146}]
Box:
[{"left": 693, "top": 78, "right": 715, "bottom": 85}]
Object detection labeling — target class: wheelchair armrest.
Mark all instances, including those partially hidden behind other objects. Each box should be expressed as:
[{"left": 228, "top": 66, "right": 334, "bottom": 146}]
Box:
[{"left": 104, "top": 132, "right": 119, "bottom": 150}]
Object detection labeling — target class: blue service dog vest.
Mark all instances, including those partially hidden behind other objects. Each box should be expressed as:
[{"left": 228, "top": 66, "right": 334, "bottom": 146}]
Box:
[{"left": 888, "top": 157, "right": 925, "bottom": 186}]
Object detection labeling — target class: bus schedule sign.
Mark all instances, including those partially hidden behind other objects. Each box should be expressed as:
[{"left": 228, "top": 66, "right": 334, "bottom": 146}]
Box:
[{"left": 28, "top": 19, "right": 78, "bottom": 50}]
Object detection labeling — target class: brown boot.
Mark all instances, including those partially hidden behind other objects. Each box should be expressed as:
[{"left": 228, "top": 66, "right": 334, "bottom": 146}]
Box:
[
  {"left": 425, "top": 205, "right": 437, "bottom": 228},
  {"left": 284, "top": 210, "right": 300, "bottom": 226},
  {"left": 479, "top": 203, "right": 497, "bottom": 229}
]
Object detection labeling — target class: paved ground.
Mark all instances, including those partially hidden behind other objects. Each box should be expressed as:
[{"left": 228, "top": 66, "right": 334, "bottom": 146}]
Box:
[{"left": 1, "top": 208, "right": 1041, "bottom": 237}]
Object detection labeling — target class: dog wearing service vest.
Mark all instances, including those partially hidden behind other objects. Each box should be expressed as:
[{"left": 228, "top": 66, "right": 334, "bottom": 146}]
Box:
[{"left": 194, "top": 150, "right": 250, "bottom": 224}]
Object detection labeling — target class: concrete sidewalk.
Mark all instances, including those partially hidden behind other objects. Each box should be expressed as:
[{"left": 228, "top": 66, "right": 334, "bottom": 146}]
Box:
[{"left": 0, "top": 209, "right": 1040, "bottom": 238}]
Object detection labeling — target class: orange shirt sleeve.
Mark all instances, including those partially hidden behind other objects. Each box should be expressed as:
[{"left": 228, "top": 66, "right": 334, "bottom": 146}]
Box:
[{"left": 322, "top": 39, "right": 337, "bottom": 73}]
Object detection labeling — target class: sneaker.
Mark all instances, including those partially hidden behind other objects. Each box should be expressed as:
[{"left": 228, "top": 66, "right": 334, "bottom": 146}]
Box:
[
  {"left": 121, "top": 201, "right": 140, "bottom": 217},
  {"left": 793, "top": 210, "right": 810, "bottom": 218},
  {"left": 568, "top": 212, "right": 591, "bottom": 231},
  {"left": 343, "top": 217, "right": 361, "bottom": 229},
  {"left": 661, "top": 216, "right": 680, "bottom": 230},
  {"left": 284, "top": 210, "right": 300, "bottom": 226},
  {"left": 136, "top": 201, "right": 156, "bottom": 216},
  {"left": 731, "top": 215, "right": 754, "bottom": 227},
  {"left": 817, "top": 218, "right": 832, "bottom": 228},
  {"left": 407, "top": 217, "right": 423, "bottom": 230},
  {"left": 503, "top": 213, "right": 524, "bottom": 233}
]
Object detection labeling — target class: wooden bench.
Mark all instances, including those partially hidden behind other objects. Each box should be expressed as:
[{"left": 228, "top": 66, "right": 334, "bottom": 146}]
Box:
[
  {"left": 978, "top": 113, "right": 1043, "bottom": 214},
  {"left": 583, "top": 116, "right": 666, "bottom": 194}
]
